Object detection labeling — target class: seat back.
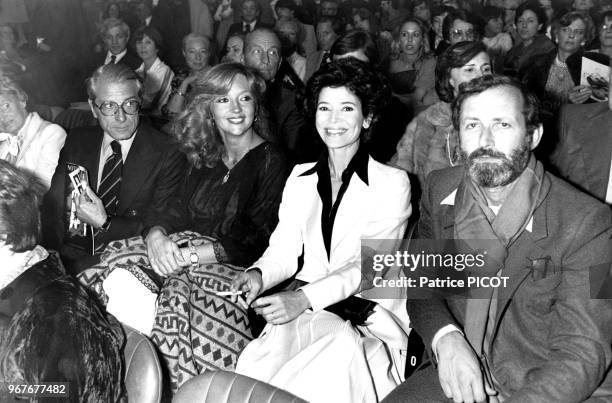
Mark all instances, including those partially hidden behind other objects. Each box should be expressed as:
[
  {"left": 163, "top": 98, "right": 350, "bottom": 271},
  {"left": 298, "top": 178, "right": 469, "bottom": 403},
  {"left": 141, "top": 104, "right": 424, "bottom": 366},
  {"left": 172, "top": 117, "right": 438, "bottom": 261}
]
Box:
[
  {"left": 173, "top": 370, "right": 307, "bottom": 403},
  {"left": 122, "top": 324, "right": 163, "bottom": 403}
]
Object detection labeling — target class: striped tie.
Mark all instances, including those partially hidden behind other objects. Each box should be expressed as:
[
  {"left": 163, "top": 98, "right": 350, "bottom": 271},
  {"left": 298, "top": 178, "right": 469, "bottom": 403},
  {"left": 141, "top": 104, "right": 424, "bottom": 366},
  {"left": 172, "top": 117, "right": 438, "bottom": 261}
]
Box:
[{"left": 98, "top": 140, "right": 123, "bottom": 216}]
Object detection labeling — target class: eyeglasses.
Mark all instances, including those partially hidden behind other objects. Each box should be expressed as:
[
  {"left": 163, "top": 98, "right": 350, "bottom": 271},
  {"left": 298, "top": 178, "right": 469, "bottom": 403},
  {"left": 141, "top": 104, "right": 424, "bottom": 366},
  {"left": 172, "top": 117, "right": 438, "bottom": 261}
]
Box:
[
  {"left": 450, "top": 29, "right": 475, "bottom": 40},
  {"left": 94, "top": 99, "right": 141, "bottom": 116},
  {"left": 559, "top": 27, "right": 585, "bottom": 36}
]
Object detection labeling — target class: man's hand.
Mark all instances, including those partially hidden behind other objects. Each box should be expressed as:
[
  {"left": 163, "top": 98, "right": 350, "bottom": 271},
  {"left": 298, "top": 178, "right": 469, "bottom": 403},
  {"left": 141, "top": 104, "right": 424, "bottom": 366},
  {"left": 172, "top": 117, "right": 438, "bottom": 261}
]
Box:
[
  {"left": 568, "top": 85, "right": 592, "bottom": 104},
  {"left": 76, "top": 183, "right": 107, "bottom": 228},
  {"left": 436, "top": 331, "right": 497, "bottom": 403},
  {"left": 251, "top": 290, "right": 310, "bottom": 324},
  {"left": 145, "top": 227, "right": 188, "bottom": 276},
  {"left": 231, "top": 270, "right": 263, "bottom": 309}
]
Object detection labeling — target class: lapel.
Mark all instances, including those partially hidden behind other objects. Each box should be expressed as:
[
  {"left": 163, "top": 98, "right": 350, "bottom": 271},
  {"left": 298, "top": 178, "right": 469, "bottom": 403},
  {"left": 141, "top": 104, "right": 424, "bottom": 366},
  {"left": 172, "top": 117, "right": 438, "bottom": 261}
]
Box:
[
  {"left": 440, "top": 204, "right": 455, "bottom": 239},
  {"left": 330, "top": 174, "right": 368, "bottom": 259},
  {"left": 581, "top": 106, "right": 612, "bottom": 198},
  {"left": 117, "top": 127, "right": 157, "bottom": 213},
  {"left": 76, "top": 127, "right": 104, "bottom": 187}
]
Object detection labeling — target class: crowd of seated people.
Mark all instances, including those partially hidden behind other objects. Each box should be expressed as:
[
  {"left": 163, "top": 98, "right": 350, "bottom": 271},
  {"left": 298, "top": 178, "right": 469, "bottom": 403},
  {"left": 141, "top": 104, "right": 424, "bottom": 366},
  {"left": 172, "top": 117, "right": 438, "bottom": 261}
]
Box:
[{"left": 1, "top": 0, "right": 612, "bottom": 402}]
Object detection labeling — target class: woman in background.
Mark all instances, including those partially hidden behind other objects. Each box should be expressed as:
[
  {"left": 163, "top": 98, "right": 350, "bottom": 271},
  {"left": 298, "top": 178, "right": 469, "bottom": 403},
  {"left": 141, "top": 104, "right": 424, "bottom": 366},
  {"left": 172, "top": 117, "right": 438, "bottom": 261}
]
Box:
[
  {"left": 390, "top": 41, "right": 492, "bottom": 191},
  {"left": 134, "top": 26, "right": 174, "bottom": 117},
  {"left": 504, "top": 1, "right": 555, "bottom": 76},
  {"left": 222, "top": 32, "right": 245, "bottom": 63},
  {"left": 389, "top": 18, "right": 437, "bottom": 112},
  {"left": 164, "top": 33, "right": 213, "bottom": 117}
]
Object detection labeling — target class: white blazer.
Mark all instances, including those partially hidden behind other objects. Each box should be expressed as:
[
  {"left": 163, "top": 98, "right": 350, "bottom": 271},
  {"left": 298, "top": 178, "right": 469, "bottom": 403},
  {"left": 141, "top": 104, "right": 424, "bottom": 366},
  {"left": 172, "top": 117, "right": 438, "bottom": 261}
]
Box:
[
  {"left": 12, "top": 112, "right": 66, "bottom": 189},
  {"left": 254, "top": 154, "right": 412, "bottom": 319}
]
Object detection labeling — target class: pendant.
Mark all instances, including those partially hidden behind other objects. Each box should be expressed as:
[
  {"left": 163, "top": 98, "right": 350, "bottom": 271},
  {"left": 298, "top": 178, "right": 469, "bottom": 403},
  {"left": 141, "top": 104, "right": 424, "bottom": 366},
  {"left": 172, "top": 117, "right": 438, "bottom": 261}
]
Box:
[{"left": 222, "top": 170, "right": 231, "bottom": 184}]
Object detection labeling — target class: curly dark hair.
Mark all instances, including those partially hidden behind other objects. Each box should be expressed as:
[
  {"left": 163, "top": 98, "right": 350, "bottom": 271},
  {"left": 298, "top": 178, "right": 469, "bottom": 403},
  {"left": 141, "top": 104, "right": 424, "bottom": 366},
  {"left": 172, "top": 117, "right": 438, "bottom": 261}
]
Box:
[
  {"left": 172, "top": 63, "right": 266, "bottom": 168},
  {"left": 435, "top": 41, "right": 489, "bottom": 103},
  {"left": 0, "top": 160, "right": 44, "bottom": 253},
  {"left": 451, "top": 74, "right": 541, "bottom": 137},
  {"left": 303, "top": 58, "right": 391, "bottom": 142}
]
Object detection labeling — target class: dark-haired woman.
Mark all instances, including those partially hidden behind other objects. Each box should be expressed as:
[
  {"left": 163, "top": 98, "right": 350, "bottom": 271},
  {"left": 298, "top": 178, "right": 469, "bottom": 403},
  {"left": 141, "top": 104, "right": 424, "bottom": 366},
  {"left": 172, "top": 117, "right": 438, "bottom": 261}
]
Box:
[
  {"left": 134, "top": 26, "right": 174, "bottom": 117},
  {"left": 232, "top": 58, "right": 411, "bottom": 403},
  {"left": 390, "top": 41, "right": 492, "bottom": 190},
  {"left": 504, "top": 1, "right": 555, "bottom": 76},
  {"left": 79, "top": 63, "right": 289, "bottom": 393}
]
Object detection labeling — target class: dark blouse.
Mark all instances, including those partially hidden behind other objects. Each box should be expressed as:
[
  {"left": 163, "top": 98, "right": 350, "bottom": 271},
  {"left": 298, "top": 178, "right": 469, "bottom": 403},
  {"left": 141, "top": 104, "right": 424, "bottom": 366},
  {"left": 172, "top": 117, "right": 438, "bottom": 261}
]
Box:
[{"left": 156, "top": 142, "right": 289, "bottom": 267}]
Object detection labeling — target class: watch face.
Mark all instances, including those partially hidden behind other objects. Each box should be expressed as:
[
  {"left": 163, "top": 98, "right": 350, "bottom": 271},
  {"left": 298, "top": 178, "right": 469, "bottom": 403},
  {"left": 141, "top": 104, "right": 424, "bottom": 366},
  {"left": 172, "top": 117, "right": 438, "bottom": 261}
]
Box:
[{"left": 190, "top": 253, "right": 199, "bottom": 265}]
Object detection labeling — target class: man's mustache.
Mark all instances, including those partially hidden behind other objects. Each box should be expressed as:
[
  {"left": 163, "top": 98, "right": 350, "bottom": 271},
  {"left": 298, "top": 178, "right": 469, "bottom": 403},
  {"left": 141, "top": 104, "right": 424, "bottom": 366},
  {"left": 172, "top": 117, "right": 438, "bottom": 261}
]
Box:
[{"left": 468, "top": 148, "right": 508, "bottom": 161}]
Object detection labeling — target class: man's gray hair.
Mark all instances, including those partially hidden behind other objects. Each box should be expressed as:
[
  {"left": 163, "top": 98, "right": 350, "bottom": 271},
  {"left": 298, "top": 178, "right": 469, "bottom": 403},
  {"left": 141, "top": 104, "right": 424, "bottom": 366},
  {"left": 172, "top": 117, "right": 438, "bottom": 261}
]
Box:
[
  {"left": 86, "top": 63, "right": 143, "bottom": 101},
  {"left": 100, "top": 17, "right": 130, "bottom": 39}
]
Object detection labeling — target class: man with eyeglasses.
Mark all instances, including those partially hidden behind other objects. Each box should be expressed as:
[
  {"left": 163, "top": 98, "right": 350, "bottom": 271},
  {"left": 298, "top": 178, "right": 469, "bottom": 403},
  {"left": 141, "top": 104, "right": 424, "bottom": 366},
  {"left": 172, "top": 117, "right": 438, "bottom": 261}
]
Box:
[
  {"left": 42, "top": 64, "right": 186, "bottom": 275},
  {"left": 436, "top": 8, "right": 480, "bottom": 55}
]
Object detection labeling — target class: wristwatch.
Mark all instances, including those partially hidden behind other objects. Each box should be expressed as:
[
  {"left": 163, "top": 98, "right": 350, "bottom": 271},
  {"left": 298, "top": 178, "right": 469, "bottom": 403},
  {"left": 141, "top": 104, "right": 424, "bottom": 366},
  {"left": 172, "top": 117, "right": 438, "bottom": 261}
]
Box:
[
  {"left": 99, "top": 215, "right": 112, "bottom": 232},
  {"left": 188, "top": 239, "right": 199, "bottom": 269}
]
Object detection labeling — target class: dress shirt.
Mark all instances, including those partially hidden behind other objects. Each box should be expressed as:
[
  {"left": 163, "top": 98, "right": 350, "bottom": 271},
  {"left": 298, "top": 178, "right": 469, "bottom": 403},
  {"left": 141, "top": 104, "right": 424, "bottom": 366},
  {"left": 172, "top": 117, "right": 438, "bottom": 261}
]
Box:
[
  {"left": 104, "top": 49, "right": 127, "bottom": 65},
  {"left": 243, "top": 20, "right": 256, "bottom": 32},
  {"left": 97, "top": 131, "right": 136, "bottom": 189}
]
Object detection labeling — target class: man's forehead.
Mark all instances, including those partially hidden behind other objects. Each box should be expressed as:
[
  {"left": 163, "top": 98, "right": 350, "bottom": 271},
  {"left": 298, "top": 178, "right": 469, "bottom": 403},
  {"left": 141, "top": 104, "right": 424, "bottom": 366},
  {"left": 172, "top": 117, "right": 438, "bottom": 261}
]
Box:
[
  {"left": 95, "top": 81, "right": 139, "bottom": 101},
  {"left": 106, "top": 26, "right": 126, "bottom": 36},
  {"left": 247, "top": 32, "right": 280, "bottom": 49},
  {"left": 461, "top": 86, "right": 524, "bottom": 119}
]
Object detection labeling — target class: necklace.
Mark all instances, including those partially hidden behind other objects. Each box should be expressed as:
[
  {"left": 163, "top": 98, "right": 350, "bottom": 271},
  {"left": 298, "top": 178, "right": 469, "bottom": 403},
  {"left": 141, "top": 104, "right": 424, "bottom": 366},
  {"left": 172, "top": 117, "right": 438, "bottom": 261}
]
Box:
[{"left": 221, "top": 148, "right": 251, "bottom": 184}]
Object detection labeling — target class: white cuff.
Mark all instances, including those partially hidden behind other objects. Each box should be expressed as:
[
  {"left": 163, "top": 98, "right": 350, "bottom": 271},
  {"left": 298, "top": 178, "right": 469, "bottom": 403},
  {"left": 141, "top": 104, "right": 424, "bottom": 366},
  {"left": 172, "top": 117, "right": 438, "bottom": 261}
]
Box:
[{"left": 432, "top": 325, "right": 463, "bottom": 361}]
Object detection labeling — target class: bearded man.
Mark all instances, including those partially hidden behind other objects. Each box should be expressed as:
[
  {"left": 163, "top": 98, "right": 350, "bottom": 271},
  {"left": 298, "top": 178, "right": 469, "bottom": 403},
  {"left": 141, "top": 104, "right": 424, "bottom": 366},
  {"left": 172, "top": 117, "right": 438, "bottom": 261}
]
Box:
[{"left": 384, "top": 75, "right": 612, "bottom": 402}]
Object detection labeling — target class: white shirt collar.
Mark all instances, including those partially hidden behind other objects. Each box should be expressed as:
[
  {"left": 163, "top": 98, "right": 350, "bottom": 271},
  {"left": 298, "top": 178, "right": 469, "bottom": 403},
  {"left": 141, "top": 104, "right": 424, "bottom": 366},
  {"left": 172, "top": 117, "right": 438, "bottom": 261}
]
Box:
[
  {"left": 97, "top": 130, "right": 137, "bottom": 188},
  {"left": 105, "top": 49, "right": 127, "bottom": 64},
  {"left": 440, "top": 188, "right": 533, "bottom": 232}
]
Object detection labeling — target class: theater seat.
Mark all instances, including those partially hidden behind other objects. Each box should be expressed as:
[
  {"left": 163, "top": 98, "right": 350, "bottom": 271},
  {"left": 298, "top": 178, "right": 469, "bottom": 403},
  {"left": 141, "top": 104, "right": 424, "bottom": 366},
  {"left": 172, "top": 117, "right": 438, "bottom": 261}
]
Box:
[
  {"left": 173, "top": 370, "right": 307, "bottom": 403},
  {"left": 122, "top": 324, "right": 162, "bottom": 403}
]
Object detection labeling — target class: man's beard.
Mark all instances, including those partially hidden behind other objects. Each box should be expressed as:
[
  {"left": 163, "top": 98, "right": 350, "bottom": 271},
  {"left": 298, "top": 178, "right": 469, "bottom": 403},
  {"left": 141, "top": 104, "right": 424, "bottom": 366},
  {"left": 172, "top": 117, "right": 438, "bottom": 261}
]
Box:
[{"left": 459, "top": 139, "right": 532, "bottom": 188}]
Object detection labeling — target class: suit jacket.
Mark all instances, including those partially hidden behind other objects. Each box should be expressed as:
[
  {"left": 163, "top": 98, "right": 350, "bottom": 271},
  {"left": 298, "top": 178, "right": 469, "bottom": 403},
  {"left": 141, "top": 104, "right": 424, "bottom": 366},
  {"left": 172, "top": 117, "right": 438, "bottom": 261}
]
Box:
[
  {"left": 41, "top": 123, "right": 186, "bottom": 273},
  {"left": 227, "top": 20, "right": 270, "bottom": 37},
  {"left": 552, "top": 101, "right": 612, "bottom": 202},
  {"left": 409, "top": 166, "right": 612, "bottom": 402},
  {"left": 91, "top": 49, "right": 142, "bottom": 73}
]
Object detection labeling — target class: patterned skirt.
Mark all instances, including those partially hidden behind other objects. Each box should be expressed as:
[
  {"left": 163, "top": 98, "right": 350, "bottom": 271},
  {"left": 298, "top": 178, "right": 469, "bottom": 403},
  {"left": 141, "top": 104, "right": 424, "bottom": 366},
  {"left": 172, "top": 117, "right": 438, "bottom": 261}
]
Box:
[{"left": 78, "top": 231, "right": 253, "bottom": 394}]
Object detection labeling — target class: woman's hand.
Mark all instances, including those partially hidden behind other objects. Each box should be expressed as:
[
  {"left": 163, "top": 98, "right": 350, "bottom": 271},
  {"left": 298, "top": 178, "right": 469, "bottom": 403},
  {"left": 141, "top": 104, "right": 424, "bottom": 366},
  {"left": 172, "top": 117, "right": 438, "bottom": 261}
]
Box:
[
  {"left": 145, "top": 227, "right": 188, "bottom": 276},
  {"left": 231, "top": 270, "right": 263, "bottom": 309},
  {"left": 251, "top": 290, "right": 310, "bottom": 325},
  {"left": 568, "top": 85, "right": 592, "bottom": 104}
]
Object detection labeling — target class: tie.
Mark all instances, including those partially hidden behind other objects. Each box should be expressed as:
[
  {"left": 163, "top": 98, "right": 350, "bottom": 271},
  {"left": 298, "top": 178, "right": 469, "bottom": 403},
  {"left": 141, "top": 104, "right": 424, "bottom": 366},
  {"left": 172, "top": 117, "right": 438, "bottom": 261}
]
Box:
[
  {"left": 0, "top": 132, "right": 19, "bottom": 164},
  {"left": 110, "top": 54, "right": 116, "bottom": 64},
  {"left": 98, "top": 140, "right": 123, "bottom": 216},
  {"left": 243, "top": 22, "right": 251, "bottom": 33}
]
